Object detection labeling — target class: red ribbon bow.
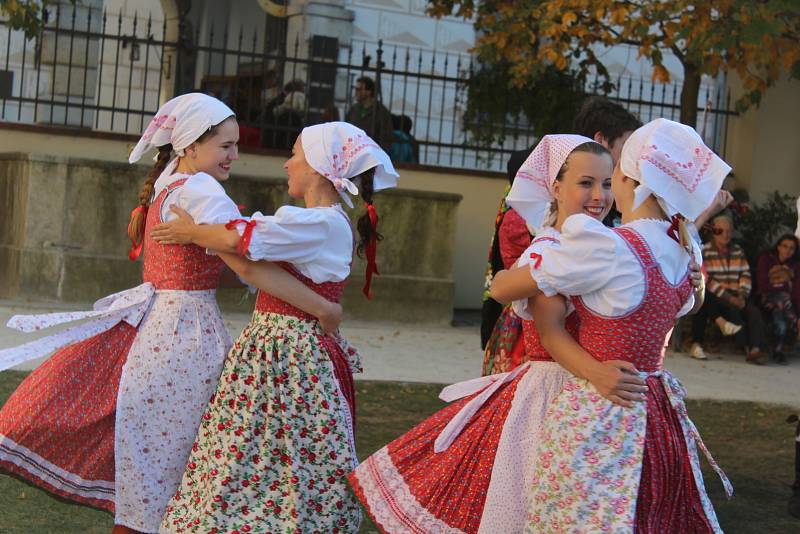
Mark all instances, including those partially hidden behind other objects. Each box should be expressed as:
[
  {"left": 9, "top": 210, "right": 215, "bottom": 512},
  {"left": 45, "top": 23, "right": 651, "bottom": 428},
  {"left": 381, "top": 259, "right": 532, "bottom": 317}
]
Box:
[
  {"left": 363, "top": 203, "right": 380, "bottom": 299},
  {"left": 127, "top": 204, "right": 148, "bottom": 261},
  {"left": 225, "top": 218, "right": 257, "bottom": 257},
  {"left": 529, "top": 252, "right": 543, "bottom": 269},
  {"left": 666, "top": 214, "right": 682, "bottom": 244}
]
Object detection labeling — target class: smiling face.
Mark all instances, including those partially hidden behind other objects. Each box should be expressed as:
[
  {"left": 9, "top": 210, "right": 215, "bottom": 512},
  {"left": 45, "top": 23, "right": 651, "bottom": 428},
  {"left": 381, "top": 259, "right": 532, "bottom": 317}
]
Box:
[
  {"left": 552, "top": 150, "right": 614, "bottom": 227},
  {"left": 186, "top": 116, "right": 239, "bottom": 181},
  {"left": 283, "top": 135, "right": 322, "bottom": 199}
]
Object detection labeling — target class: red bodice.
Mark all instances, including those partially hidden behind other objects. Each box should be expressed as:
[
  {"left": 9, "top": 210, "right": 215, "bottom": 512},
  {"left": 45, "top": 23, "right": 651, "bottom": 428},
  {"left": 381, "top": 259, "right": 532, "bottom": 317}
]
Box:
[
  {"left": 255, "top": 262, "right": 346, "bottom": 320},
  {"left": 571, "top": 227, "right": 693, "bottom": 373},
  {"left": 522, "top": 313, "right": 580, "bottom": 362},
  {"left": 142, "top": 178, "right": 225, "bottom": 290}
]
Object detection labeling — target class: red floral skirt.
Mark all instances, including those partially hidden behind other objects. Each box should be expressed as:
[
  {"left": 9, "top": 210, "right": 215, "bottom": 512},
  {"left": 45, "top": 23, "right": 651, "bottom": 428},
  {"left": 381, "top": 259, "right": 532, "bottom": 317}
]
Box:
[{"left": 0, "top": 322, "right": 137, "bottom": 512}]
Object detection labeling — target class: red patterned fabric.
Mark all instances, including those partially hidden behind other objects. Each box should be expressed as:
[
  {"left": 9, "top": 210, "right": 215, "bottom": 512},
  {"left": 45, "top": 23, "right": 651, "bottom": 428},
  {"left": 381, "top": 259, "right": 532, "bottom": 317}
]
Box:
[
  {"left": 142, "top": 178, "right": 226, "bottom": 290},
  {"left": 498, "top": 208, "right": 532, "bottom": 270},
  {"left": 350, "top": 373, "right": 524, "bottom": 533},
  {"left": 481, "top": 306, "right": 525, "bottom": 375},
  {"left": 523, "top": 312, "right": 580, "bottom": 363},
  {"left": 0, "top": 323, "right": 138, "bottom": 512},
  {"left": 0, "top": 179, "right": 225, "bottom": 512},
  {"left": 571, "top": 226, "right": 712, "bottom": 532},
  {"left": 255, "top": 263, "right": 355, "bottom": 422},
  {"left": 636, "top": 376, "right": 713, "bottom": 532}
]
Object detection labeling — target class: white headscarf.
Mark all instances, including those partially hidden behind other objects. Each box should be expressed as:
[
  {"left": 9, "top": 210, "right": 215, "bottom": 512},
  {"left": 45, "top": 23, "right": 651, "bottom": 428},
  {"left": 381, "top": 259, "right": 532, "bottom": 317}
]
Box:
[
  {"left": 300, "top": 121, "right": 399, "bottom": 208},
  {"left": 506, "top": 134, "right": 598, "bottom": 230},
  {"left": 621, "top": 118, "right": 731, "bottom": 221},
  {"left": 128, "top": 93, "right": 235, "bottom": 164}
]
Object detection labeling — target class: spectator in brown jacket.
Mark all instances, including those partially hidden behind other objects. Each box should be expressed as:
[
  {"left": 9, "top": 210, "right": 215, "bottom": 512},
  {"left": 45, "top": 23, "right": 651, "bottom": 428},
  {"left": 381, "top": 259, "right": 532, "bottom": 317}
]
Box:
[{"left": 346, "top": 76, "right": 394, "bottom": 150}]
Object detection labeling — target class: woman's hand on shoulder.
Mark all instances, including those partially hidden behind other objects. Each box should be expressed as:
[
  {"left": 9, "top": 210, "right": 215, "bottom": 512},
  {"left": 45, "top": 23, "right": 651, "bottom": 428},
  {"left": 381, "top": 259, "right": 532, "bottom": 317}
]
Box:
[
  {"left": 151, "top": 205, "right": 198, "bottom": 245},
  {"left": 586, "top": 359, "right": 648, "bottom": 409}
]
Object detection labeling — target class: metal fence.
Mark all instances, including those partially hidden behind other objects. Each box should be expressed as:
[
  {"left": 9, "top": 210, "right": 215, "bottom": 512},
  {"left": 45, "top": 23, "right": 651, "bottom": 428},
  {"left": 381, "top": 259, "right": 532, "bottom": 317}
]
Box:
[{"left": 0, "top": 5, "right": 736, "bottom": 172}]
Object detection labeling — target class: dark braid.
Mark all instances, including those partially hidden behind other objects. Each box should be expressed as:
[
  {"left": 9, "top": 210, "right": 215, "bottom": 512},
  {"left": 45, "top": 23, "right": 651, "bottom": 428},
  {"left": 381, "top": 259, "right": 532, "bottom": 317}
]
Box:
[
  {"left": 355, "top": 167, "right": 382, "bottom": 258},
  {"left": 127, "top": 144, "right": 173, "bottom": 245}
]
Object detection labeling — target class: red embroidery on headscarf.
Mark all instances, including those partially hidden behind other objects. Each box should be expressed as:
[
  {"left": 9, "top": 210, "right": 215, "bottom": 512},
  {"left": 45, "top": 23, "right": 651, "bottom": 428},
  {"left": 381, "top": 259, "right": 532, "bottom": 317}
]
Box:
[{"left": 529, "top": 252, "right": 543, "bottom": 269}]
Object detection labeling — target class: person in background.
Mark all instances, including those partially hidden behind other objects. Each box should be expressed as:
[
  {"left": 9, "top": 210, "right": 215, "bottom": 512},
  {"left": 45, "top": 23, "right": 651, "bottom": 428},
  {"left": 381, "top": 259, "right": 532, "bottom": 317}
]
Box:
[
  {"left": 573, "top": 96, "right": 642, "bottom": 227},
  {"left": 689, "top": 214, "right": 767, "bottom": 363},
  {"left": 756, "top": 234, "right": 799, "bottom": 364},
  {"left": 389, "top": 114, "right": 419, "bottom": 164},
  {"left": 346, "top": 76, "right": 394, "bottom": 150}
]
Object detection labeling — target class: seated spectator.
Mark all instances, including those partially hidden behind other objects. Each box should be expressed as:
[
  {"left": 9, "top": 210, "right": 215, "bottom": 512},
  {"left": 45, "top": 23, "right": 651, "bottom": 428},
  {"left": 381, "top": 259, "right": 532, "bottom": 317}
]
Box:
[
  {"left": 756, "top": 234, "right": 800, "bottom": 364},
  {"left": 689, "top": 214, "right": 767, "bottom": 363},
  {"left": 389, "top": 114, "right": 419, "bottom": 164}
]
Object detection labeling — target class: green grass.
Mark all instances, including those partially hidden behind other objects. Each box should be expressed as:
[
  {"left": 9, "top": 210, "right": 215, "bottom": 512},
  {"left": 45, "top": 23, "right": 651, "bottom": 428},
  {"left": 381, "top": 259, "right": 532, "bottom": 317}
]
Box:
[{"left": 1, "top": 371, "right": 798, "bottom": 533}]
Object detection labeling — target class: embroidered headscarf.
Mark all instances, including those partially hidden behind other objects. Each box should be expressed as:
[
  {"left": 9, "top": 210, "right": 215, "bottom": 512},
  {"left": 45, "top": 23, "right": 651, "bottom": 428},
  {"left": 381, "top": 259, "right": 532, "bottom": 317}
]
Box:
[
  {"left": 126, "top": 93, "right": 235, "bottom": 260},
  {"left": 129, "top": 92, "right": 235, "bottom": 164},
  {"left": 300, "top": 121, "right": 399, "bottom": 209},
  {"left": 300, "top": 121, "right": 399, "bottom": 298},
  {"left": 505, "top": 134, "right": 598, "bottom": 230},
  {"left": 620, "top": 118, "right": 730, "bottom": 222}
]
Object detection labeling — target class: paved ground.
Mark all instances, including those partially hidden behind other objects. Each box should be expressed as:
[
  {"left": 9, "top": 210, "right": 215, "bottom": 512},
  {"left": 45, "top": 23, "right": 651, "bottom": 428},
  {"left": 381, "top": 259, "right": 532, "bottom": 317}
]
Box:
[{"left": 1, "top": 300, "right": 798, "bottom": 409}]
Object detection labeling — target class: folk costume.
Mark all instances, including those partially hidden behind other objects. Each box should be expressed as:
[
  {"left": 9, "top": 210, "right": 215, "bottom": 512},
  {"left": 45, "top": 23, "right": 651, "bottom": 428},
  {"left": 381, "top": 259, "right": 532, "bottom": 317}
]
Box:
[
  {"left": 0, "top": 93, "right": 243, "bottom": 532},
  {"left": 348, "top": 135, "right": 598, "bottom": 534},
  {"left": 160, "top": 122, "right": 398, "bottom": 534},
  {"left": 524, "top": 119, "right": 733, "bottom": 533}
]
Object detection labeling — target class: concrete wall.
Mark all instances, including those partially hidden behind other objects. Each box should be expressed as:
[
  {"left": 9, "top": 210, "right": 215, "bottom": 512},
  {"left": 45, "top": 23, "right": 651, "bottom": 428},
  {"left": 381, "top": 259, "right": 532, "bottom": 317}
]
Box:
[
  {"left": 0, "top": 149, "right": 463, "bottom": 323},
  {"left": 0, "top": 125, "right": 506, "bottom": 309}
]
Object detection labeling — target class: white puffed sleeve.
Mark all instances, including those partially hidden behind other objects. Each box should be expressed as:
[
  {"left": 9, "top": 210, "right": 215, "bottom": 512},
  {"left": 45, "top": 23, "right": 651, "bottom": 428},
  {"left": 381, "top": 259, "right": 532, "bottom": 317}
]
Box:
[
  {"left": 530, "top": 214, "right": 623, "bottom": 298},
  {"left": 161, "top": 172, "right": 241, "bottom": 224},
  {"left": 511, "top": 228, "right": 563, "bottom": 320},
  {"left": 232, "top": 205, "right": 353, "bottom": 283},
  {"left": 243, "top": 206, "right": 330, "bottom": 264}
]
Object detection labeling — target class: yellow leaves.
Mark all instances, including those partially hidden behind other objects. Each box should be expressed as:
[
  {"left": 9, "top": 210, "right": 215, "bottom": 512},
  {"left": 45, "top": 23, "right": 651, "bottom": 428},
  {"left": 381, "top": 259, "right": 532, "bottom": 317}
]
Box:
[
  {"left": 652, "top": 64, "right": 671, "bottom": 84},
  {"left": 562, "top": 11, "right": 577, "bottom": 27}
]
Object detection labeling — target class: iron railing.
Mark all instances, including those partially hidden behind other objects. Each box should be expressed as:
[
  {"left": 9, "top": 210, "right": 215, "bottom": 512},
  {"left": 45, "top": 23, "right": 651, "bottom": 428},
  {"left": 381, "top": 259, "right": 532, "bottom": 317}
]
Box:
[{"left": 0, "top": 5, "right": 736, "bottom": 171}]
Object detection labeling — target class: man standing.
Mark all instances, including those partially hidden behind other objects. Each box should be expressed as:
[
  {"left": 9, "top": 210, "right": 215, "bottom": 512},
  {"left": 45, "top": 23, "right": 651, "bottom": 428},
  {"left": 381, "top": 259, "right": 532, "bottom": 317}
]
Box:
[{"left": 346, "top": 76, "right": 394, "bottom": 150}]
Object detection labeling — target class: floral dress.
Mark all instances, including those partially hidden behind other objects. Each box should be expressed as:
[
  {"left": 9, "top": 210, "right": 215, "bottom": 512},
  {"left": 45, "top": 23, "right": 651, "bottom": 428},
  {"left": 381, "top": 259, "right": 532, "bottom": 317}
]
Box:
[
  {"left": 349, "top": 227, "right": 578, "bottom": 534},
  {"left": 523, "top": 216, "right": 732, "bottom": 534},
  {"left": 161, "top": 204, "right": 362, "bottom": 534},
  {"left": 0, "top": 170, "right": 242, "bottom": 532}
]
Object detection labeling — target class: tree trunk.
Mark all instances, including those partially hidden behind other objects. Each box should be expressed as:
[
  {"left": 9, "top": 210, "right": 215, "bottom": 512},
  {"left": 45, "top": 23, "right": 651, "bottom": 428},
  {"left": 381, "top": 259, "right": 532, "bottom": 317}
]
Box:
[{"left": 679, "top": 63, "right": 701, "bottom": 128}]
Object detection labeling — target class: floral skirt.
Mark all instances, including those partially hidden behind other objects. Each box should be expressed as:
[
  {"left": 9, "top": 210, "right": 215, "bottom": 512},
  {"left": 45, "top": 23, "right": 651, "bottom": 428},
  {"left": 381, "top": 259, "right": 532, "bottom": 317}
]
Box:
[
  {"left": 482, "top": 306, "right": 525, "bottom": 376},
  {"left": 526, "top": 372, "right": 732, "bottom": 534},
  {"left": 160, "top": 311, "right": 361, "bottom": 534},
  {"left": 349, "top": 361, "right": 570, "bottom": 534},
  {"left": 0, "top": 323, "right": 137, "bottom": 512}
]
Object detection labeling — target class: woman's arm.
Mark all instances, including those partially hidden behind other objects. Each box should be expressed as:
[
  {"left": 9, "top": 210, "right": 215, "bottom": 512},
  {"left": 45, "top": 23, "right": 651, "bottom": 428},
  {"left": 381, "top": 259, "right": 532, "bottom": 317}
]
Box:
[
  {"left": 533, "top": 294, "right": 647, "bottom": 408},
  {"left": 218, "top": 252, "right": 342, "bottom": 334},
  {"left": 152, "top": 206, "right": 240, "bottom": 252},
  {"left": 491, "top": 265, "right": 542, "bottom": 305}
]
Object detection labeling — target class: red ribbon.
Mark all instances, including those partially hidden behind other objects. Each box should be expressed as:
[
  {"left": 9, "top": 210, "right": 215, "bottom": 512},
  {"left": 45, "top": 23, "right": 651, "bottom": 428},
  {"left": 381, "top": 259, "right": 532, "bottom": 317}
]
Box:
[
  {"left": 362, "top": 203, "right": 380, "bottom": 299},
  {"left": 666, "top": 214, "right": 681, "bottom": 244},
  {"left": 529, "top": 252, "right": 543, "bottom": 269},
  {"left": 127, "top": 204, "right": 148, "bottom": 261},
  {"left": 225, "top": 218, "right": 257, "bottom": 257}
]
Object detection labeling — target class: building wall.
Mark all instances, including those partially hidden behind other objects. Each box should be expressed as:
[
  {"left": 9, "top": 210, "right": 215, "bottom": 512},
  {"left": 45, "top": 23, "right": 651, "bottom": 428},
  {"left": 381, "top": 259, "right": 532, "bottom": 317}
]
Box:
[
  {"left": 0, "top": 126, "right": 503, "bottom": 310},
  {"left": 724, "top": 74, "right": 800, "bottom": 202}
]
